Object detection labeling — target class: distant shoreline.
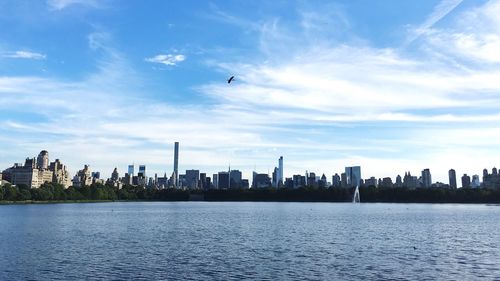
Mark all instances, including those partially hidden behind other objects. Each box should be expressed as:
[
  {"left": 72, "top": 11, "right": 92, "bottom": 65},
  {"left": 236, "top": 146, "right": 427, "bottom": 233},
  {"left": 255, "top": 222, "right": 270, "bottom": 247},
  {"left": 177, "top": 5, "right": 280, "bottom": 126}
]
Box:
[
  {"left": 2, "top": 199, "right": 500, "bottom": 206},
  {"left": 1, "top": 183, "right": 499, "bottom": 205}
]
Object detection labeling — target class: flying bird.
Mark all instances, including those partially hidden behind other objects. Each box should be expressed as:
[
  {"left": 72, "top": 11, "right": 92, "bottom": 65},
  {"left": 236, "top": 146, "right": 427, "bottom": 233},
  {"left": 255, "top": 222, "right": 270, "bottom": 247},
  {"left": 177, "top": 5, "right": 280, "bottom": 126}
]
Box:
[{"left": 227, "top": 76, "right": 235, "bottom": 84}]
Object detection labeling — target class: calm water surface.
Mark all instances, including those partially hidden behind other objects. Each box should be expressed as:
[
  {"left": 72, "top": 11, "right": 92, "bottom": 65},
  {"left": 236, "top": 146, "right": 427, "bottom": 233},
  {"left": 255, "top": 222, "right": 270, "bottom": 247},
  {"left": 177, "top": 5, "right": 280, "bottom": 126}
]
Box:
[{"left": 0, "top": 202, "right": 499, "bottom": 280}]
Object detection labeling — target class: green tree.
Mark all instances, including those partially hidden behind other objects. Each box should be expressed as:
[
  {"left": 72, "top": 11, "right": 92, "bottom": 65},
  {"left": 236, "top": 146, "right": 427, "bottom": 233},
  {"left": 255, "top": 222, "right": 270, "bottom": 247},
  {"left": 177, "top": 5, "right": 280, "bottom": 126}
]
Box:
[
  {"left": 30, "top": 188, "right": 52, "bottom": 201},
  {"left": 17, "top": 189, "right": 32, "bottom": 201},
  {"left": 4, "top": 185, "right": 18, "bottom": 201},
  {"left": 65, "top": 187, "right": 85, "bottom": 200}
]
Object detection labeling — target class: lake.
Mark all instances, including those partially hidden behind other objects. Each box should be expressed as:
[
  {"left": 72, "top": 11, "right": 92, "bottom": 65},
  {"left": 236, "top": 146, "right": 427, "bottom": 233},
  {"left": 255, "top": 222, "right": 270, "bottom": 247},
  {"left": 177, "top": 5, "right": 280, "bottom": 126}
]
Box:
[{"left": 0, "top": 202, "right": 499, "bottom": 280}]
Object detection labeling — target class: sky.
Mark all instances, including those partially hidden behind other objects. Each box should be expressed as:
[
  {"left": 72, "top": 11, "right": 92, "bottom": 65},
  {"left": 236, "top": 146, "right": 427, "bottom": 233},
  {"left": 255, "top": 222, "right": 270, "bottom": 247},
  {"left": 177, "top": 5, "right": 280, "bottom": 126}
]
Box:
[{"left": 1, "top": 0, "right": 500, "bottom": 184}]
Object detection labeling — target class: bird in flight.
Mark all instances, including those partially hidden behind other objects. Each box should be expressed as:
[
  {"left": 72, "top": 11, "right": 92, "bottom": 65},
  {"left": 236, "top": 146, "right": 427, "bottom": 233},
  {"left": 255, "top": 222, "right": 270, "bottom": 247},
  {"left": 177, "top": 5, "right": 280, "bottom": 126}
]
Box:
[{"left": 227, "top": 76, "right": 235, "bottom": 84}]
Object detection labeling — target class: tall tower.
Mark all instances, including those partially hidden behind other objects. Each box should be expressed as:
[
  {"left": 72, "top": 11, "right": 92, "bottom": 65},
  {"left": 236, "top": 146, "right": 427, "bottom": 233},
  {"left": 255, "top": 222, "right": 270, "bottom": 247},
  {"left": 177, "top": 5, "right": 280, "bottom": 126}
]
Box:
[
  {"left": 278, "top": 156, "right": 283, "bottom": 186},
  {"left": 173, "top": 142, "right": 179, "bottom": 187},
  {"left": 448, "top": 169, "right": 457, "bottom": 189}
]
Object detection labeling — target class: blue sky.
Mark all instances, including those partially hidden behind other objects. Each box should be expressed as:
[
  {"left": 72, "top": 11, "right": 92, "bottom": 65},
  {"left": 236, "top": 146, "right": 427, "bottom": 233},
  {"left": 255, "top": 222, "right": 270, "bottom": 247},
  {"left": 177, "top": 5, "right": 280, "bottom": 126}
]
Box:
[{"left": 1, "top": 0, "right": 500, "bottom": 183}]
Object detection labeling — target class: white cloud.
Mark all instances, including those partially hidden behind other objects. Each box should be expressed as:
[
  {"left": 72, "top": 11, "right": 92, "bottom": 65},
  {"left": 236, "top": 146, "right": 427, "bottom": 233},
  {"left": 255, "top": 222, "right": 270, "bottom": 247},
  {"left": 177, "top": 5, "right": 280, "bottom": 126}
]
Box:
[
  {"left": 423, "top": 0, "right": 500, "bottom": 64},
  {"left": 3, "top": 51, "right": 46, "bottom": 60},
  {"left": 406, "top": 0, "right": 463, "bottom": 44},
  {"left": 3, "top": 1, "right": 500, "bottom": 184},
  {"left": 47, "top": 0, "right": 102, "bottom": 10},
  {"left": 145, "top": 54, "right": 186, "bottom": 66}
]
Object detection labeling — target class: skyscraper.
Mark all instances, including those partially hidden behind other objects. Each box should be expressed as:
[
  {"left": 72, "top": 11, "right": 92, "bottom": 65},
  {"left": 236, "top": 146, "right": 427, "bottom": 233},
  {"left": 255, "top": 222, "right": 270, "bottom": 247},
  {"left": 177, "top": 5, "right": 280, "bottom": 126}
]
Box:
[
  {"left": 230, "top": 169, "right": 242, "bottom": 188},
  {"left": 173, "top": 142, "right": 179, "bottom": 187},
  {"left": 471, "top": 175, "right": 481, "bottom": 188},
  {"left": 345, "top": 166, "right": 361, "bottom": 187},
  {"left": 272, "top": 167, "right": 279, "bottom": 187},
  {"left": 128, "top": 164, "right": 134, "bottom": 176},
  {"left": 185, "top": 169, "right": 199, "bottom": 189},
  {"left": 448, "top": 169, "right": 457, "bottom": 189},
  {"left": 332, "top": 173, "right": 340, "bottom": 188},
  {"left": 421, "top": 169, "right": 432, "bottom": 188},
  {"left": 461, "top": 174, "right": 471, "bottom": 188},
  {"left": 278, "top": 156, "right": 283, "bottom": 186},
  {"left": 200, "top": 173, "right": 207, "bottom": 189},
  {"left": 139, "top": 165, "right": 146, "bottom": 178},
  {"left": 213, "top": 173, "right": 218, "bottom": 189},
  {"left": 218, "top": 171, "right": 229, "bottom": 189},
  {"left": 395, "top": 175, "right": 402, "bottom": 188}
]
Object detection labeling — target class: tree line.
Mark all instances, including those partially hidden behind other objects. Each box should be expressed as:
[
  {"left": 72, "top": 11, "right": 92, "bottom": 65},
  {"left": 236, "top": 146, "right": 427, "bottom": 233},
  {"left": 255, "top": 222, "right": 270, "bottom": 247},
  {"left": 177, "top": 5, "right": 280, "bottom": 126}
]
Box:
[{"left": 1, "top": 182, "right": 500, "bottom": 203}]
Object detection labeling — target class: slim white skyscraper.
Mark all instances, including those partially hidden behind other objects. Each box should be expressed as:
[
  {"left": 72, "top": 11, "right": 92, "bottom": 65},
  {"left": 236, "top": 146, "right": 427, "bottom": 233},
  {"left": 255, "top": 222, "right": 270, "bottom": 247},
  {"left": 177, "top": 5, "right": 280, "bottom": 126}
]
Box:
[
  {"left": 173, "top": 142, "right": 179, "bottom": 187},
  {"left": 278, "top": 156, "right": 283, "bottom": 185}
]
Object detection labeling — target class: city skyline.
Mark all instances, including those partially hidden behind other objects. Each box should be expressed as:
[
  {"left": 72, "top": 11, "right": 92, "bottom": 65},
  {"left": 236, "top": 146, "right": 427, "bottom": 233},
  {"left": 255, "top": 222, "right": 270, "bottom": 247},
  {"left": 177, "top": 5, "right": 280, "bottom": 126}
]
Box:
[
  {"left": 3, "top": 147, "right": 499, "bottom": 190},
  {"left": 2, "top": 0, "right": 500, "bottom": 183}
]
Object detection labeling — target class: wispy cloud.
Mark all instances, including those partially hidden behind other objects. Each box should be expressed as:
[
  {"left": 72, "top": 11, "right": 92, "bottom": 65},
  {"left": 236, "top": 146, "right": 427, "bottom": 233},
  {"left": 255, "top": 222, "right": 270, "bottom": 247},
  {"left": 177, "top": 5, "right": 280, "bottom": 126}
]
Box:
[
  {"left": 47, "top": 0, "right": 103, "bottom": 10},
  {"left": 3, "top": 51, "right": 46, "bottom": 60},
  {"left": 405, "top": 0, "right": 463, "bottom": 44},
  {"left": 145, "top": 54, "right": 186, "bottom": 66},
  {"left": 423, "top": 0, "right": 500, "bottom": 64}
]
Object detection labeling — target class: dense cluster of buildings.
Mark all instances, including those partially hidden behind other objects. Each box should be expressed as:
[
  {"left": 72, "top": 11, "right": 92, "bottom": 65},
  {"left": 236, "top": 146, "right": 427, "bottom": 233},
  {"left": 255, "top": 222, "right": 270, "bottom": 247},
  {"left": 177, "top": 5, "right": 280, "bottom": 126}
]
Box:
[
  {"left": 2, "top": 143, "right": 500, "bottom": 190},
  {"left": 1, "top": 150, "right": 71, "bottom": 188}
]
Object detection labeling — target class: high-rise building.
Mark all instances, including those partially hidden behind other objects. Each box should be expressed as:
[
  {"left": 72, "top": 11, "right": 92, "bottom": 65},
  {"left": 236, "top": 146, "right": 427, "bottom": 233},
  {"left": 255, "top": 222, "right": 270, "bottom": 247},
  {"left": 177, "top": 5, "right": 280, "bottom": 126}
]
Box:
[
  {"left": 332, "top": 173, "right": 341, "bottom": 188},
  {"left": 381, "top": 177, "right": 393, "bottom": 188},
  {"left": 461, "top": 174, "right": 471, "bottom": 188},
  {"left": 292, "top": 174, "right": 306, "bottom": 188},
  {"left": 341, "top": 173, "right": 348, "bottom": 188},
  {"left": 403, "top": 172, "right": 418, "bottom": 189},
  {"left": 36, "top": 150, "right": 49, "bottom": 170},
  {"left": 471, "top": 175, "right": 481, "bottom": 188},
  {"left": 307, "top": 172, "right": 317, "bottom": 187},
  {"left": 128, "top": 165, "right": 134, "bottom": 176},
  {"left": 200, "top": 173, "right": 207, "bottom": 189},
  {"left": 218, "top": 172, "right": 229, "bottom": 189},
  {"left": 173, "top": 142, "right": 179, "bottom": 187},
  {"left": 213, "top": 173, "right": 218, "bottom": 189},
  {"left": 320, "top": 174, "right": 327, "bottom": 188},
  {"left": 278, "top": 156, "right": 283, "bottom": 186},
  {"left": 253, "top": 173, "right": 271, "bottom": 188},
  {"left": 482, "top": 167, "right": 500, "bottom": 188},
  {"left": 395, "top": 175, "right": 402, "bottom": 188},
  {"left": 448, "top": 169, "right": 457, "bottom": 189},
  {"left": 185, "top": 169, "right": 199, "bottom": 189},
  {"left": 365, "top": 177, "right": 377, "bottom": 187},
  {"left": 111, "top": 168, "right": 119, "bottom": 182},
  {"left": 272, "top": 167, "right": 279, "bottom": 187},
  {"left": 345, "top": 166, "right": 361, "bottom": 187},
  {"left": 72, "top": 165, "right": 92, "bottom": 187},
  {"left": 138, "top": 165, "right": 146, "bottom": 178},
  {"left": 421, "top": 169, "right": 432, "bottom": 188},
  {"left": 230, "top": 170, "right": 242, "bottom": 188},
  {"left": 5, "top": 150, "right": 70, "bottom": 188}
]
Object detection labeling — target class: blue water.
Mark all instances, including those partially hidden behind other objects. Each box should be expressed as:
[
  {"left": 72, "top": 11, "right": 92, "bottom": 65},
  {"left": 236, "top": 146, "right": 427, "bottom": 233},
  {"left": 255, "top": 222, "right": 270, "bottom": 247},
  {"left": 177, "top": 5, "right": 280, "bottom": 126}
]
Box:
[{"left": 0, "top": 202, "right": 499, "bottom": 280}]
